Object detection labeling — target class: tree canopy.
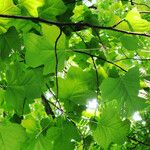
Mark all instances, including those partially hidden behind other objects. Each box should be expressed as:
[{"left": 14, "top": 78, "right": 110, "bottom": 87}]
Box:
[{"left": 0, "top": 0, "right": 150, "bottom": 149}]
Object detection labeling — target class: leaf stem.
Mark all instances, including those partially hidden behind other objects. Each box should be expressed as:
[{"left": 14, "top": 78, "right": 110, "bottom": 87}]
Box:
[{"left": 54, "top": 29, "right": 62, "bottom": 109}]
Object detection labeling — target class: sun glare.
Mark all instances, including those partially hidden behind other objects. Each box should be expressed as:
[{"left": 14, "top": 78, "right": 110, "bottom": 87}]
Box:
[
  {"left": 86, "top": 99, "right": 98, "bottom": 110},
  {"left": 45, "top": 90, "right": 53, "bottom": 99},
  {"left": 83, "top": 0, "right": 97, "bottom": 7},
  {"left": 132, "top": 112, "right": 142, "bottom": 121}
]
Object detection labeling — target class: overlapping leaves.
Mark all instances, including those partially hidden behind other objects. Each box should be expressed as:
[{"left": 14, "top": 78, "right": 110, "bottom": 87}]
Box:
[
  {"left": 56, "top": 66, "right": 97, "bottom": 105},
  {"left": 101, "top": 67, "right": 148, "bottom": 115},
  {"left": 0, "top": 122, "right": 26, "bottom": 150},
  {"left": 24, "top": 24, "right": 67, "bottom": 75},
  {"left": 0, "top": 0, "right": 20, "bottom": 33},
  {"left": 5, "top": 63, "right": 43, "bottom": 114},
  {"left": 0, "top": 0, "right": 149, "bottom": 149},
  {"left": 0, "top": 27, "right": 21, "bottom": 58},
  {"left": 93, "top": 102, "right": 130, "bottom": 149}
]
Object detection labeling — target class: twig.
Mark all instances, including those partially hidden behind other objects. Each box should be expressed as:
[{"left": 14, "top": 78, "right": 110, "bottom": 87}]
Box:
[
  {"left": 54, "top": 29, "right": 62, "bottom": 108},
  {"left": 71, "top": 30, "right": 100, "bottom": 101},
  {"left": 0, "top": 14, "right": 150, "bottom": 37},
  {"left": 112, "top": 19, "right": 125, "bottom": 28},
  {"left": 91, "top": 57, "right": 99, "bottom": 101},
  {"left": 46, "top": 91, "right": 84, "bottom": 146},
  {"left": 139, "top": 11, "right": 150, "bottom": 14},
  {"left": 130, "top": 1, "right": 150, "bottom": 9},
  {"left": 93, "top": 29, "right": 107, "bottom": 50},
  {"left": 48, "top": 100, "right": 64, "bottom": 113},
  {"left": 71, "top": 50, "right": 127, "bottom": 72},
  {"left": 130, "top": 0, "right": 134, "bottom": 5},
  {"left": 128, "top": 136, "right": 150, "bottom": 147},
  {"left": 114, "top": 57, "right": 150, "bottom": 62}
]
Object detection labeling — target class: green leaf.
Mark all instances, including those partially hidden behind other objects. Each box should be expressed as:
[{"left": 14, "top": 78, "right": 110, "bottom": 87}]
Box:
[
  {"left": 19, "top": 0, "right": 44, "bottom": 17},
  {"left": 116, "top": 8, "right": 150, "bottom": 32},
  {"left": 5, "top": 63, "right": 43, "bottom": 114},
  {"left": 12, "top": 19, "right": 42, "bottom": 33},
  {"left": 121, "top": 0, "right": 128, "bottom": 5},
  {"left": 0, "top": 1, "right": 150, "bottom": 149},
  {"left": 93, "top": 102, "right": 130, "bottom": 149},
  {"left": 0, "top": 0, "right": 20, "bottom": 33},
  {"left": 120, "top": 35, "right": 140, "bottom": 51},
  {"left": 0, "top": 122, "right": 26, "bottom": 150},
  {"left": 0, "top": 27, "right": 21, "bottom": 58},
  {"left": 22, "top": 135, "right": 53, "bottom": 150},
  {"left": 39, "top": 0, "right": 67, "bottom": 20},
  {"left": 24, "top": 24, "right": 67, "bottom": 75},
  {"left": 21, "top": 115, "right": 41, "bottom": 134},
  {"left": 100, "top": 67, "right": 148, "bottom": 115},
  {"left": 46, "top": 120, "right": 81, "bottom": 150},
  {"left": 57, "top": 67, "right": 97, "bottom": 105}
]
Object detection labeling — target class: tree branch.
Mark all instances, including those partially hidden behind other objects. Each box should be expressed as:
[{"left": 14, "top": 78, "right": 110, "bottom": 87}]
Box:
[
  {"left": 71, "top": 50, "right": 127, "bottom": 72},
  {"left": 0, "top": 14, "right": 150, "bottom": 37}
]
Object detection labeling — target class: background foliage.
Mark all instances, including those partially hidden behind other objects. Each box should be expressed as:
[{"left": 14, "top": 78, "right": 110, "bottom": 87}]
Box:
[{"left": 0, "top": 0, "right": 150, "bottom": 149}]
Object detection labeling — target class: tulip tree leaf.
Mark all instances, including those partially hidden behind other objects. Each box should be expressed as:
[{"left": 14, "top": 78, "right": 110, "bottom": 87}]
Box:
[
  {"left": 56, "top": 67, "right": 97, "bottom": 105},
  {"left": 100, "top": 67, "right": 148, "bottom": 116},
  {"left": 24, "top": 24, "right": 67, "bottom": 75},
  {"left": 93, "top": 102, "right": 130, "bottom": 149},
  {"left": 0, "top": 0, "right": 20, "bottom": 33},
  {"left": 5, "top": 63, "right": 43, "bottom": 114},
  {"left": 0, "top": 1, "right": 149, "bottom": 150},
  {"left": 39, "top": 0, "right": 67, "bottom": 20},
  {"left": 46, "top": 120, "right": 81, "bottom": 150},
  {"left": 0, "top": 122, "right": 26, "bottom": 150},
  {"left": 22, "top": 135, "right": 53, "bottom": 150},
  {"left": 0, "top": 27, "right": 21, "bottom": 58},
  {"left": 120, "top": 35, "right": 140, "bottom": 51},
  {"left": 19, "top": 0, "right": 44, "bottom": 17}
]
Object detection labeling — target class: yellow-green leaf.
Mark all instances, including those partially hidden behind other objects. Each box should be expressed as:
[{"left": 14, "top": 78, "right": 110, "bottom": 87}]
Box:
[
  {"left": 116, "top": 7, "right": 150, "bottom": 32},
  {"left": 0, "top": 0, "right": 20, "bottom": 33},
  {"left": 20, "top": 0, "right": 44, "bottom": 17}
]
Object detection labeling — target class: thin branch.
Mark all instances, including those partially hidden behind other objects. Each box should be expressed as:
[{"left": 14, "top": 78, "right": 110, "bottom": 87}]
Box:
[
  {"left": 54, "top": 29, "right": 62, "bottom": 108},
  {"left": 114, "top": 57, "right": 150, "bottom": 62},
  {"left": 66, "top": 116, "right": 85, "bottom": 146},
  {"left": 48, "top": 100, "right": 64, "bottom": 113},
  {"left": 112, "top": 19, "right": 125, "bottom": 28},
  {"left": 130, "top": 1, "right": 150, "bottom": 9},
  {"left": 128, "top": 136, "right": 150, "bottom": 147},
  {"left": 130, "top": 0, "right": 134, "bottom": 5},
  {"left": 0, "top": 14, "right": 150, "bottom": 37},
  {"left": 139, "top": 11, "right": 150, "bottom": 14},
  {"left": 41, "top": 94, "right": 55, "bottom": 119},
  {"left": 71, "top": 29, "right": 100, "bottom": 100},
  {"left": 71, "top": 50, "right": 127, "bottom": 72},
  {"left": 46, "top": 90, "right": 84, "bottom": 145},
  {"left": 93, "top": 29, "right": 107, "bottom": 50},
  {"left": 91, "top": 57, "right": 99, "bottom": 100}
]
